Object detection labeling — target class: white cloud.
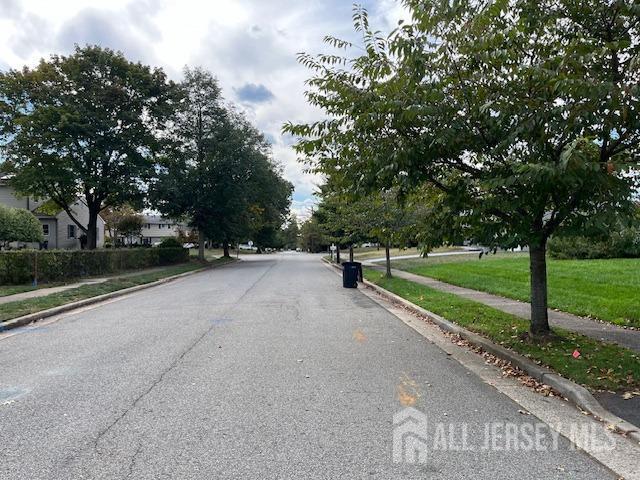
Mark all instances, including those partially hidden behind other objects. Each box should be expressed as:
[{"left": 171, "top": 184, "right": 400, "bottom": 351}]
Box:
[{"left": 0, "top": 0, "right": 407, "bottom": 218}]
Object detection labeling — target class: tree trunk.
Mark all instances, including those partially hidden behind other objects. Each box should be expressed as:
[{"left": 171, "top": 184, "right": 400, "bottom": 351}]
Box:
[
  {"left": 385, "top": 242, "right": 392, "bottom": 278},
  {"left": 349, "top": 244, "right": 354, "bottom": 262},
  {"left": 336, "top": 245, "right": 341, "bottom": 264},
  {"left": 198, "top": 228, "right": 206, "bottom": 261},
  {"left": 223, "top": 242, "right": 230, "bottom": 258},
  {"left": 529, "top": 241, "right": 551, "bottom": 335},
  {"left": 86, "top": 212, "right": 98, "bottom": 250}
]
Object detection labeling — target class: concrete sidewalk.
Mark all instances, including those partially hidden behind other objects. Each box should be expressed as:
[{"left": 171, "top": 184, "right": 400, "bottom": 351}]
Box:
[
  {"left": 362, "top": 248, "right": 481, "bottom": 264},
  {"left": 0, "top": 266, "right": 168, "bottom": 305},
  {"left": 369, "top": 265, "right": 640, "bottom": 353}
]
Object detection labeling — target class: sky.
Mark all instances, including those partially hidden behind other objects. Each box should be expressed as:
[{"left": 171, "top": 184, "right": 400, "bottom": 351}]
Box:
[{"left": 0, "top": 0, "right": 407, "bottom": 220}]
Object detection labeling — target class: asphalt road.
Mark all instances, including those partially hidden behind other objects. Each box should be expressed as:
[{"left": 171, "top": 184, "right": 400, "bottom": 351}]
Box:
[{"left": 0, "top": 253, "right": 615, "bottom": 479}]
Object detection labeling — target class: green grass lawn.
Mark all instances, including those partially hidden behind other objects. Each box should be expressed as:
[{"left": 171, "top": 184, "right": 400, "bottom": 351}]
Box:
[
  {"left": 365, "top": 268, "right": 640, "bottom": 392},
  {"left": 0, "top": 258, "right": 232, "bottom": 324},
  {"left": 390, "top": 253, "right": 640, "bottom": 327}
]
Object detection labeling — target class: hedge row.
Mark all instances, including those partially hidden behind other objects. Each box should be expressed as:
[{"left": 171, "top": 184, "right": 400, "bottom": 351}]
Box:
[
  {"left": 548, "top": 228, "right": 640, "bottom": 260},
  {"left": 0, "top": 248, "right": 190, "bottom": 284}
]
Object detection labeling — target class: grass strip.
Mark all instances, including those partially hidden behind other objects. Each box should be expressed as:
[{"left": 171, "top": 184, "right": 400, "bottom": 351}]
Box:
[
  {"left": 391, "top": 254, "right": 640, "bottom": 328},
  {"left": 365, "top": 268, "right": 640, "bottom": 392},
  {"left": 0, "top": 259, "right": 231, "bottom": 323}
]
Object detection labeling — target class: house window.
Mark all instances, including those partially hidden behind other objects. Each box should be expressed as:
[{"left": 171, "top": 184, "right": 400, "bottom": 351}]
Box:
[
  {"left": 146, "top": 223, "right": 151, "bottom": 229},
  {"left": 68, "top": 224, "right": 76, "bottom": 239},
  {"left": 42, "top": 224, "right": 49, "bottom": 237},
  {"left": 159, "top": 224, "right": 165, "bottom": 229}
]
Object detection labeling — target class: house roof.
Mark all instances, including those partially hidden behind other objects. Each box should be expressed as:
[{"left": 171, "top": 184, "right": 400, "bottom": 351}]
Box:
[{"left": 142, "top": 214, "right": 186, "bottom": 225}]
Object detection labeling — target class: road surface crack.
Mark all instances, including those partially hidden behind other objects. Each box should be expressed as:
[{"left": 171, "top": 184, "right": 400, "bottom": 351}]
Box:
[
  {"left": 92, "top": 322, "right": 214, "bottom": 452},
  {"left": 125, "top": 442, "right": 142, "bottom": 479},
  {"left": 92, "top": 258, "right": 278, "bottom": 454}
]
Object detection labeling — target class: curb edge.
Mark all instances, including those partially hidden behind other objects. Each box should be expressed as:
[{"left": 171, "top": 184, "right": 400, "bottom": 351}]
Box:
[{"left": 321, "top": 257, "right": 640, "bottom": 443}]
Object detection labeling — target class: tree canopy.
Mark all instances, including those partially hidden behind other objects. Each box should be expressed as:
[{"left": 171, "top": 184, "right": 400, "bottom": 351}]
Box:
[
  {"left": 151, "top": 68, "right": 292, "bottom": 259},
  {"left": 0, "top": 45, "right": 177, "bottom": 248},
  {"left": 285, "top": 1, "right": 640, "bottom": 335}
]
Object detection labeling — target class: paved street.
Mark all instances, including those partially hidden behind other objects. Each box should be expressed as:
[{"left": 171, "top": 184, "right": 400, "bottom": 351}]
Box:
[{"left": 0, "top": 253, "right": 616, "bottom": 479}]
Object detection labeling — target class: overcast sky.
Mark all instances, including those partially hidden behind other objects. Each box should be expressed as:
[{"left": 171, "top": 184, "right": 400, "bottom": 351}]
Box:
[{"left": 0, "top": 0, "right": 407, "bottom": 220}]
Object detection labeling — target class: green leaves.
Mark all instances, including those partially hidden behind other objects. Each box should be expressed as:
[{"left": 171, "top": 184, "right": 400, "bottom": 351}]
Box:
[
  {"left": 0, "top": 204, "right": 43, "bottom": 245},
  {"left": 0, "top": 45, "right": 178, "bottom": 247},
  {"left": 152, "top": 68, "right": 292, "bottom": 248},
  {"left": 288, "top": 1, "right": 640, "bottom": 250}
]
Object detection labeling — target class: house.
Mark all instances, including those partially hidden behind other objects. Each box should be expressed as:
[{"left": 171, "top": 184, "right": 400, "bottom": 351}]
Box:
[
  {"left": 139, "top": 214, "right": 191, "bottom": 246},
  {"left": 0, "top": 178, "right": 105, "bottom": 249}
]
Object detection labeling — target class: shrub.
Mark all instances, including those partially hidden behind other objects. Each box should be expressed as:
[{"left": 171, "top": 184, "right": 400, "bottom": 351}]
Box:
[
  {"left": 157, "top": 237, "right": 183, "bottom": 248},
  {"left": 11, "top": 208, "right": 44, "bottom": 243},
  {"left": 156, "top": 238, "right": 188, "bottom": 264},
  {"left": 0, "top": 248, "right": 189, "bottom": 284},
  {"left": 0, "top": 205, "right": 43, "bottom": 246},
  {"left": 549, "top": 228, "right": 640, "bottom": 259},
  {"left": 0, "top": 205, "right": 13, "bottom": 245}
]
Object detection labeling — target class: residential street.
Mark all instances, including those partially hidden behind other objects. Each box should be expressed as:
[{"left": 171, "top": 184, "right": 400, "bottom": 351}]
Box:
[{"left": 0, "top": 253, "right": 619, "bottom": 479}]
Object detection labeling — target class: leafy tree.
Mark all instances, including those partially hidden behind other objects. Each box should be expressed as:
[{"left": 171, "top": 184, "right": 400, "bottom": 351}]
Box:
[
  {"left": 117, "top": 212, "right": 143, "bottom": 246},
  {"left": 299, "top": 217, "right": 327, "bottom": 253},
  {"left": 312, "top": 191, "right": 351, "bottom": 263},
  {"left": 0, "top": 45, "right": 177, "bottom": 249},
  {"left": 316, "top": 186, "right": 423, "bottom": 276},
  {"left": 286, "top": 2, "right": 640, "bottom": 336},
  {"left": 102, "top": 205, "right": 140, "bottom": 247},
  {"left": 151, "top": 67, "right": 223, "bottom": 260},
  {"left": 0, "top": 205, "right": 43, "bottom": 247},
  {"left": 11, "top": 209, "right": 44, "bottom": 244},
  {"left": 246, "top": 160, "right": 293, "bottom": 253},
  {"left": 364, "top": 190, "right": 419, "bottom": 278},
  {"left": 281, "top": 214, "right": 301, "bottom": 249},
  {"left": 152, "top": 68, "right": 291, "bottom": 259}
]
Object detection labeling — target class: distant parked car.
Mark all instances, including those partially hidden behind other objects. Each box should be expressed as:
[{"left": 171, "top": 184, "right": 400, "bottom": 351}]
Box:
[
  {"left": 296, "top": 247, "right": 302, "bottom": 252},
  {"left": 239, "top": 244, "right": 257, "bottom": 251},
  {"left": 360, "top": 242, "right": 377, "bottom": 248},
  {"left": 183, "top": 243, "right": 196, "bottom": 249}
]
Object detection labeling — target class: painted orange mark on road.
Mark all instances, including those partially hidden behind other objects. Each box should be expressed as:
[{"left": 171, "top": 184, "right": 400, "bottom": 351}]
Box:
[
  {"left": 353, "top": 329, "right": 367, "bottom": 343},
  {"left": 397, "top": 373, "right": 421, "bottom": 407}
]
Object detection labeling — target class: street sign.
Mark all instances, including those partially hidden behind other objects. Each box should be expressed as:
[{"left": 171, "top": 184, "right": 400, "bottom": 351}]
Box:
[
  {"left": 248, "top": 240, "right": 253, "bottom": 247},
  {"left": 330, "top": 244, "right": 337, "bottom": 252}
]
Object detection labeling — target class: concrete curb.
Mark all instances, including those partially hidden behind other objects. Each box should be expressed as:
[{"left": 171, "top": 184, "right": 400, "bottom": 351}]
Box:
[
  {"left": 321, "top": 257, "right": 640, "bottom": 443},
  {"left": 0, "top": 259, "right": 237, "bottom": 333}
]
